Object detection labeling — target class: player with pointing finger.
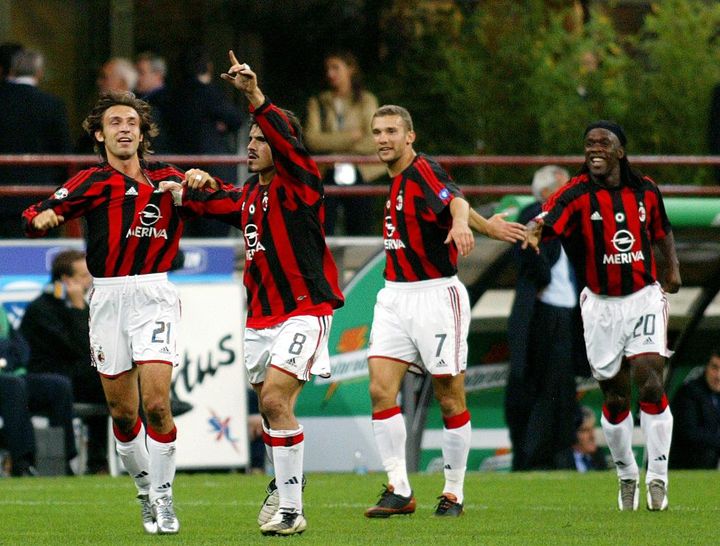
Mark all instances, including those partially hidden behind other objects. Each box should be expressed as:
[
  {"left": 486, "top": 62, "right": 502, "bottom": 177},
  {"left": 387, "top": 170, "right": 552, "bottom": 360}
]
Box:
[{"left": 162, "top": 51, "right": 344, "bottom": 536}]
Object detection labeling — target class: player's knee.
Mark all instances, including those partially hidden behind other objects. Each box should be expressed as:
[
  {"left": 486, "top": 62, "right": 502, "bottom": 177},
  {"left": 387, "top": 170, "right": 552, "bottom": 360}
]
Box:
[
  {"left": 259, "top": 390, "right": 289, "bottom": 421},
  {"left": 638, "top": 378, "right": 664, "bottom": 404},
  {"left": 111, "top": 414, "right": 138, "bottom": 435},
  {"left": 603, "top": 393, "right": 631, "bottom": 415},
  {"left": 435, "top": 393, "right": 463, "bottom": 416},
  {"left": 143, "top": 398, "right": 170, "bottom": 424}
]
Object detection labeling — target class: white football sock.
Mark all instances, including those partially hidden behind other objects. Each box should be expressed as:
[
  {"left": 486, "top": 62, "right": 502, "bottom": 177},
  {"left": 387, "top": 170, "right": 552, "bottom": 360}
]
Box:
[
  {"left": 442, "top": 417, "right": 471, "bottom": 503},
  {"left": 641, "top": 407, "right": 673, "bottom": 486},
  {"left": 372, "top": 408, "right": 411, "bottom": 497},
  {"left": 601, "top": 411, "right": 639, "bottom": 480},
  {"left": 147, "top": 426, "right": 177, "bottom": 501},
  {"left": 270, "top": 426, "right": 304, "bottom": 513},
  {"left": 114, "top": 419, "right": 151, "bottom": 494}
]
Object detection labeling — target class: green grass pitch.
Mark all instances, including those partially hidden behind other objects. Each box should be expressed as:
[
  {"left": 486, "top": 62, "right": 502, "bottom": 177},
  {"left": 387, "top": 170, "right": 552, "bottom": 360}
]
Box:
[{"left": 1, "top": 470, "right": 717, "bottom": 545}]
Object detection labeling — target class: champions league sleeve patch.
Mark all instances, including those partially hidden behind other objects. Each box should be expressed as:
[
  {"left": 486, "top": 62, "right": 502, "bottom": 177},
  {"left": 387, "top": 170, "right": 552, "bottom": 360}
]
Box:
[
  {"left": 54, "top": 188, "right": 69, "bottom": 200},
  {"left": 438, "top": 187, "right": 450, "bottom": 201}
]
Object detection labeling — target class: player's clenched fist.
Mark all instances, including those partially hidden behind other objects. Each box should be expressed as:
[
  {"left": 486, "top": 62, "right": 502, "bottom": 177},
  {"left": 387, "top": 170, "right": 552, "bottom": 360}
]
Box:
[{"left": 32, "top": 209, "right": 64, "bottom": 230}]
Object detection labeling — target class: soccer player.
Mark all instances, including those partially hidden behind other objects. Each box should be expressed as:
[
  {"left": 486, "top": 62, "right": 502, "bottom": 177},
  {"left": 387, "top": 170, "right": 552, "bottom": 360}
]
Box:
[
  {"left": 524, "top": 120, "right": 681, "bottom": 511},
  {"left": 364, "top": 105, "right": 525, "bottom": 518},
  {"left": 22, "top": 91, "right": 211, "bottom": 534},
  {"left": 161, "top": 51, "right": 344, "bottom": 536}
]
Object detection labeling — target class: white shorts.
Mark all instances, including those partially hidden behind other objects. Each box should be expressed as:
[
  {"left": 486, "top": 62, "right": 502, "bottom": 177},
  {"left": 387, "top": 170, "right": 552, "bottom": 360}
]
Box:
[
  {"left": 244, "top": 314, "right": 332, "bottom": 385},
  {"left": 368, "top": 276, "right": 470, "bottom": 376},
  {"left": 89, "top": 273, "right": 181, "bottom": 377},
  {"left": 579, "top": 282, "right": 672, "bottom": 381}
]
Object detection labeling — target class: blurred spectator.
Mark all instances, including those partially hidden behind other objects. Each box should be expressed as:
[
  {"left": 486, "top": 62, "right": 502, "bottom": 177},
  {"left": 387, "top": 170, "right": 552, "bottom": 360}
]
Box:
[
  {"left": 76, "top": 57, "right": 139, "bottom": 153},
  {"left": 572, "top": 406, "right": 607, "bottom": 472},
  {"left": 135, "top": 51, "right": 172, "bottom": 153},
  {"left": 670, "top": 348, "right": 720, "bottom": 469},
  {"left": 505, "top": 165, "right": 587, "bottom": 470},
  {"left": 0, "top": 41, "right": 23, "bottom": 80},
  {"left": 97, "top": 57, "right": 138, "bottom": 94},
  {"left": 20, "top": 249, "right": 107, "bottom": 473},
  {"left": 0, "top": 305, "right": 77, "bottom": 476},
  {"left": 0, "top": 48, "right": 72, "bottom": 238},
  {"left": 304, "top": 51, "right": 384, "bottom": 235},
  {"left": 164, "top": 47, "right": 242, "bottom": 237}
]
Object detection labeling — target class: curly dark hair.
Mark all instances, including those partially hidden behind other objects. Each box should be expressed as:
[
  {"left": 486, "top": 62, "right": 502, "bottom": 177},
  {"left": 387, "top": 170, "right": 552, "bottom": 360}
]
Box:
[{"left": 82, "top": 91, "right": 158, "bottom": 159}]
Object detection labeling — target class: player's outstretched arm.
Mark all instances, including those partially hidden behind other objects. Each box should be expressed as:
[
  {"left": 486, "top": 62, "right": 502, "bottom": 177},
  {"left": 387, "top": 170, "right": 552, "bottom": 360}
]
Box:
[{"left": 469, "top": 209, "right": 525, "bottom": 243}]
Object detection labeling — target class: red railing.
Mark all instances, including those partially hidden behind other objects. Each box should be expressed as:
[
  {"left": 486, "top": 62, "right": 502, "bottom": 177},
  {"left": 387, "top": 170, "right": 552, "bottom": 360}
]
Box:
[{"left": 3, "top": 154, "right": 720, "bottom": 199}]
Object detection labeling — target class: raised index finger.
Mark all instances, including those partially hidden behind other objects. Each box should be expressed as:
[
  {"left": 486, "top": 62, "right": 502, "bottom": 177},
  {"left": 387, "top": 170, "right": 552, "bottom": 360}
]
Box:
[{"left": 228, "top": 50, "right": 239, "bottom": 65}]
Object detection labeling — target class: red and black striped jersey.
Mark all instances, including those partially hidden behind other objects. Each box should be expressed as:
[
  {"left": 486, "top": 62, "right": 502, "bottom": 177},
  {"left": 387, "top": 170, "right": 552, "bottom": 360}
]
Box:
[
  {"left": 181, "top": 100, "right": 344, "bottom": 328},
  {"left": 383, "top": 154, "right": 463, "bottom": 282},
  {"left": 22, "top": 161, "right": 188, "bottom": 277},
  {"left": 541, "top": 172, "right": 672, "bottom": 296}
]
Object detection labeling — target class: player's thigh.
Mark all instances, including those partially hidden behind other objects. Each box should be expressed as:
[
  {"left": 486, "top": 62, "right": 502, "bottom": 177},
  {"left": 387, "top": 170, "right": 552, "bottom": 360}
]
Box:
[
  {"left": 138, "top": 362, "right": 174, "bottom": 405},
  {"left": 269, "top": 315, "right": 332, "bottom": 381},
  {"left": 244, "top": 327, "right": 272, "bottom": 385},
  {"left": 624, "top": 283, "right": 671, "bottom": 360},
  {"left": 89, "top": 286, "right": 133, "bottom": 376},
  {"left": 100, "top": 368, "right": 140, "bottom": 417},
  {"left": 369, "top": 289, "right": 420, "bottom": 368},
  {"left": 415, "top": 282, "right": 470, "bottom": 375}
]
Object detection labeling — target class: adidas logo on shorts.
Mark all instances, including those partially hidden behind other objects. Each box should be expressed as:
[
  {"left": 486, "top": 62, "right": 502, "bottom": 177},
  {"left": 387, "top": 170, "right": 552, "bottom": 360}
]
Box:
[
  {"left": 160, "top": 346, "right": 171, "bottom": 354},
  {"left": 643, "top": 337, "right": 654, "bottom": 345}
]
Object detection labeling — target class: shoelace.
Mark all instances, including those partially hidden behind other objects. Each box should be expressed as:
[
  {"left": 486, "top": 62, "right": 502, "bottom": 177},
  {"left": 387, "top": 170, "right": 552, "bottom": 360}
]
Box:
[
  {"left": 620, "top": 481, "right": 636, "bottom": 506},
  {"left": 435, "top": 495, "right": 455, "bottom": 512},
  {"left": 278, "top": 509, "right": 299, "bottom": 526},
  {"left": 155, "top": 498, "right": 175, "bottom": 522},
  {"left": 137, "top": 496, "right": 154, "bottom": 522}
]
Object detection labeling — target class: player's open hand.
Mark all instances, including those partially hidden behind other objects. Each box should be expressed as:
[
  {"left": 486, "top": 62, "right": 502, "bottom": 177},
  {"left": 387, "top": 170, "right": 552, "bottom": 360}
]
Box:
[
  {"left": 32, "top": 209, "right": 64, "bottom": 231},
  {"left": 486, "top": 212, "right": 526, "bottom": 243},
  {"left": 521, "top": 220, "right": 542, "bottom": 254},
  {"left": 445, "top": 221, "right": 475, "bottom": 257},
  {"left": 184, "top": 169, "right": 217, "bottom": 190}
]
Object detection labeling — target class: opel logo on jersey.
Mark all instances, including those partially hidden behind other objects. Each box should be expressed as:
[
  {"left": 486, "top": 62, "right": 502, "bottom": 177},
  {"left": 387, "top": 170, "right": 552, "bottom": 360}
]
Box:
[
  {"left": 139, "top": 204, "right": 162, "bottom": 226},
  {"left": 383, "top": 216, "right": 406, "bottom": 250},
  {"left": 126, "top": 203, "right": 168, "bottom": 239},
  {"left": 384, "top": 215, "right": 396, "bottom": 237},
  {"left": 611, "top": 229, "right": 635, "bottom": 252},
  {"left": 244, "top": 223, "right": 265, "bottom": 260},
  {"left": 603, "top": 229, "right": 644, "bottom": 265},
  {"left": 54, "top": 188, "right": 69, "bottom": 200}
]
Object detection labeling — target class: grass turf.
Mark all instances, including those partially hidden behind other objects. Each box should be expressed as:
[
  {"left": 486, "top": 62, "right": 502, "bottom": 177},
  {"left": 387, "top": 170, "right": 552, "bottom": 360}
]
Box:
[{"left": 0, "top": 470, "right": 717, "bottom": 545}]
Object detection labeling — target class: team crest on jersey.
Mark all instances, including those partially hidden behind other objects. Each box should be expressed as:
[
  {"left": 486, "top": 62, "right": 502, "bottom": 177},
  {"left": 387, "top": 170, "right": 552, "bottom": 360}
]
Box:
[
  {"left": 386, "top": 199, "right": 391, "bottom": 209},
  {"left": 54, "top": 188, "right": 69, "bottom": 200},
  {"left": 638, "top": 203, "right": 646, "bottom": 223},
  {"left": 395, "top": 192, "right": 404, "bottom": 211},
  {"left": 262, "top": 191, "right": 269, "bottom": 211},
  {"left": 126, "top": 203, "right": 168, "bottom": 239},
  {"left": 244, "top": 223, "right": 265, "bottom": 260}
]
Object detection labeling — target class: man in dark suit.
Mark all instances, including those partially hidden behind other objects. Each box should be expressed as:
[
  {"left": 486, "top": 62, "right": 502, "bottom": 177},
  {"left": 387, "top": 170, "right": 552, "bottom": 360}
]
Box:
[
  {"left": 670, "top": 349, "right": 720, "bottom": 469},
  {"left": 0, "top": 48, "right": 72, "bottom": 237},
  {"left": 505, "top": 165, "right": 588, "bottom": 470}
]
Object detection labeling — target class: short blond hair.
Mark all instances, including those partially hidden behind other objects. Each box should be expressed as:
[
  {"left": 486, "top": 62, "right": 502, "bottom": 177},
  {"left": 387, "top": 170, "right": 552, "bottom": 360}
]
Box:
[{"left": 372, "top": 105, "right": 414, "bottom": 132}]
